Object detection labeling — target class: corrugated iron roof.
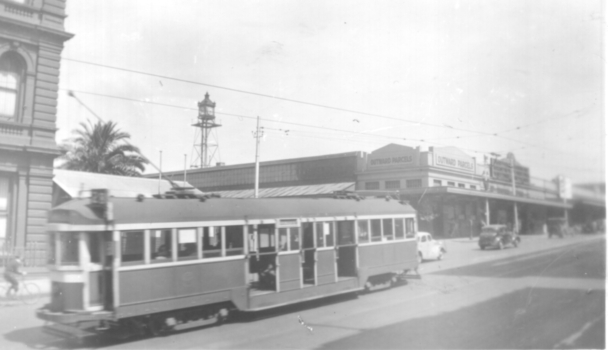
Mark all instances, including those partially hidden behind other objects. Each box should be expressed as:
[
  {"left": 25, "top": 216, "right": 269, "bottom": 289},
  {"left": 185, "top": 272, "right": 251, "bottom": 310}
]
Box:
[
  {"left": 212, "top": 182, "right": 355, "bottom": 198},
  {"left": 54, "top": 169, "right": 200, "bottom": 198}
]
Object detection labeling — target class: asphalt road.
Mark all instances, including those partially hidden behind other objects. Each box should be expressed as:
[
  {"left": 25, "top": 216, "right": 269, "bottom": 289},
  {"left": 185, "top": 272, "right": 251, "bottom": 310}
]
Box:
[{"left": 0, "top": 233, "right": 604, "bottom": 349}]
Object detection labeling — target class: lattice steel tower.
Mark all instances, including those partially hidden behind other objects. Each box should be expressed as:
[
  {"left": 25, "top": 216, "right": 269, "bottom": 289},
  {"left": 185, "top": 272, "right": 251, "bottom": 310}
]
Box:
[{"left": 191, "top": 92, "right": 221, "bottom": 168}]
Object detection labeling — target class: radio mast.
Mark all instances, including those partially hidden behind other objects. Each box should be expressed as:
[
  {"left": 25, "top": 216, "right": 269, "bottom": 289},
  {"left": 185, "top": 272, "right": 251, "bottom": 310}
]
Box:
[{"left": 191, "top": 92, "right": 221, "bottom": 168}]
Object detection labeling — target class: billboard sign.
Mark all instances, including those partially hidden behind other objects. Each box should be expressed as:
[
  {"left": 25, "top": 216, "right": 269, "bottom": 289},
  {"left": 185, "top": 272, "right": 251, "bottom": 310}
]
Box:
[
  {"left": 367, "top": 145, "right": 419, "bottom": 170},
  {"left": 432, "top": 149, "right": 475, "bottom": 174},
  {"left": 557, "top": 175, "right": 572, "bottom": 199}
]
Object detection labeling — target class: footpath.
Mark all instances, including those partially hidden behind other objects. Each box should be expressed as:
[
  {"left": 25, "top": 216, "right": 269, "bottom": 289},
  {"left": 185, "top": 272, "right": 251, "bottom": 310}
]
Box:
[{"left": 6, "top": 231, "right": 605, "bottom": 298}]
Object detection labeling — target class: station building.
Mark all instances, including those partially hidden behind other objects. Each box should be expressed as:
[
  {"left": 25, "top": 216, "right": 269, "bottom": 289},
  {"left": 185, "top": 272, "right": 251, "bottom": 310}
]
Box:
[
  {"left": 0, "top": 0, "right": 72, "bottom": 250},
  {"left": 153, "top": 143, "right": 599, "bottom": 238}
]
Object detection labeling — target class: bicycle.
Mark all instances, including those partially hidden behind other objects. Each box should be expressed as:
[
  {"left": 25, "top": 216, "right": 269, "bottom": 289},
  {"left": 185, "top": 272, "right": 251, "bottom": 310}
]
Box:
[{"left": 0, "top": 274, "right": 41, "bottom": 305}]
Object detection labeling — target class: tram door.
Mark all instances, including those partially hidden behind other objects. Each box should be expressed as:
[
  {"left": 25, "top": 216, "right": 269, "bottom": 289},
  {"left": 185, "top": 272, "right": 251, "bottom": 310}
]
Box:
[
  {"left": 86, "top": 232, "right": 113, "bottom": 310},
  {"left": 336, "top": 220, "right": 358, "bottom": 277},
  {"left": 249, "top": 225, "right": 278, "bottom": 291},
  {"left": 301, "top": 223, "right": 316, "bottom": 285},
  {"left": 315, "top": 222, "right": 337, "bottom": 285}
]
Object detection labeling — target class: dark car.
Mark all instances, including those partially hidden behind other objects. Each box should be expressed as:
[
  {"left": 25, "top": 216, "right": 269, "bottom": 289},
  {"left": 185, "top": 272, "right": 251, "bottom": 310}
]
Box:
[
  {"left": 547, "top": 218, "right": 568, "bottom": 238},
  {"left": 478, "top": 224, "right": 520, "bottom": 250}
]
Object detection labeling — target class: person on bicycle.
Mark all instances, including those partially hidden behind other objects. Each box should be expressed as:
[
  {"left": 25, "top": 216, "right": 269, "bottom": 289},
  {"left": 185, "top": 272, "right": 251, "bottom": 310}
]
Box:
[{"left": 4, "top": 255, "right": 26, "bottom": 297}]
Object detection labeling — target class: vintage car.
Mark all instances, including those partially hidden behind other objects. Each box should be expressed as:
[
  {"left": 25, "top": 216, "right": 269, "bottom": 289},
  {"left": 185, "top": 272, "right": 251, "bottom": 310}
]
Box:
[
  {"left": 478, "top": 224, "right": 520, "bottom": 250},
  {"left": 547, "top": 218, "right": 568, "bottom": 238},
  {"left": 416, "top": 231, "right": 446, "bottom": 262}
]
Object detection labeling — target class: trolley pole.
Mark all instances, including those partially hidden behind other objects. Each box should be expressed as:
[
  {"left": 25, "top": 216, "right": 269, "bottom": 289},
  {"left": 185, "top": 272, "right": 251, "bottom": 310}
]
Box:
[
  {"left": 253, "top": 116, "right": 263, "bottom": 198},
  {"left": 158, "top": 150, "right": 162, "bottom": 195},
  {"left": 184, "top": 154, "right": 188, "bottom": 185}
]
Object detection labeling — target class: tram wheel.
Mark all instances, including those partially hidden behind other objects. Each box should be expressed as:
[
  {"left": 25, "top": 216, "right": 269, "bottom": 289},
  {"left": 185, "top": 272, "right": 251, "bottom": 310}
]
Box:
[
  {"left": 216, "top": 308, "right": 229, "bottom": 325},
  {"left": 147, "top": 316, "right": 167, "bottom": 337}
]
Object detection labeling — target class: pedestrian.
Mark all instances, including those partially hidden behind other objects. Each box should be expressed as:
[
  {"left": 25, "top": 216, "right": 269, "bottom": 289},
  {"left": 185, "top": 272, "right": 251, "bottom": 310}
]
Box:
[
  {"left": 3, "top": 254, "right": 26, "bottom": 298},
  {"left": 469, "top": 217, "right": 474, "bottom": 240}
]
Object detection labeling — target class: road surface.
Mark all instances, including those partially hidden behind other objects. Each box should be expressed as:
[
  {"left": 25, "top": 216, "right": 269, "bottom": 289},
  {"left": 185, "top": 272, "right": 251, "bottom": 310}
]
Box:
[{"left": 0, "top": 233, "right": 604, "bottom": 349}]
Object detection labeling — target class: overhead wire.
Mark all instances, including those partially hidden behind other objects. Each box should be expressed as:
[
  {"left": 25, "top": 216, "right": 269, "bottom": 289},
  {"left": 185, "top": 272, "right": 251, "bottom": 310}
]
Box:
[
  {"left": 62, "top": 57, "right": 598, "bottom": 157},
  {"left": 61, "top": 87, "right": 603, "bottom": 171}
]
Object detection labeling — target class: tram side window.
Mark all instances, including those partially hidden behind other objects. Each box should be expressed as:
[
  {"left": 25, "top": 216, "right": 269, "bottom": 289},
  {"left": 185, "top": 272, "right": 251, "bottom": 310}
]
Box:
[
  {"left": 358, "top": 220, "right": 370, "bottom": 243},
  {"left": 177, "top": 228, "right": 197, "bottom": 260},
  {"left": 301, "top": 223, "right": 314, "bottom": 249},
  {"left": 150, "top": 229, "right": 172, "bottom": 260},
  {"left": 202, "top": 227, "right": 222, "bottom": 258},
  {"left": 279, "top": 228, "right": 289, "bottom": 251},
  {"left": 225, "top": 225, "right": 244, "bottom": 256},
  {"left": 315, "top": 222, "right": 334, "bottom": 247},
  {"left": 59, "top": 232, "right": 79, "bottom": 265},
  {"left": 47, "top": 232, "right": 56, "bottom": 264},
  {"left": 395, "top": 218, "right": 405, "bottom": 240},
  {"left": 315, "top": 224, "right": 324, "bottom": 248},
  {"left": 337, "top": 221, "right": 355, "bottom": 245},
  {"left": 405, "top": 218, "right": 416, "bottom": 238},
  {"left": 289, "top": 227, "right": 300, "bottom": 250},
  {"left": 121, "top": 231, "right": 144, "bottom": 264},
  {"left": 278, "top": 227, "right": 299, "bottom": 251},
  {"left": 88, "top": 233, "right": 102, "bottom": 263},
  {"left": 370, "top": 219, "right": 382, "bottom": 242},
  {"left": 382, "top": 219, "right": 394, "bottom": 240}
]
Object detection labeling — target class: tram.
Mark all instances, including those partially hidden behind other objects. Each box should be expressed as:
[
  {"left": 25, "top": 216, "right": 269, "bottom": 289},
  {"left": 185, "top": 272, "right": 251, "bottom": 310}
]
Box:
[{"left": 37, "top": 189, "right": 419, "bottom": 339}]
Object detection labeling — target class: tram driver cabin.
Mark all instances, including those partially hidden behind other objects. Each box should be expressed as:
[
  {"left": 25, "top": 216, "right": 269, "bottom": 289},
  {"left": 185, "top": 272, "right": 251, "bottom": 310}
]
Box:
[{"left": 38, "top": 190, "right": 418, "bottom": 338}]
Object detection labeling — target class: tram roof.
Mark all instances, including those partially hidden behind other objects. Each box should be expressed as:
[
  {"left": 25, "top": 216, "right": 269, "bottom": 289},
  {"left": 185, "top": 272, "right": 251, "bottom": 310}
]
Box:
[{"left": 49, "top": 196, "right": 416, "bottom": 226}]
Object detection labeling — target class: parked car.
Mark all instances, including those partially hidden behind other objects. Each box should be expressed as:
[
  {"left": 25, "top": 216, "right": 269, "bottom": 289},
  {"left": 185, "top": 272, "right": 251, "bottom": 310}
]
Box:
[
  {"left": 416, "top": 231, "right": 446, "bottom": 262},
  {"left": 478, "top": 225, "right": 520, "bottom": 250},
  {"left": 547, "top": 218, "right": 568, "bottom": 238}
]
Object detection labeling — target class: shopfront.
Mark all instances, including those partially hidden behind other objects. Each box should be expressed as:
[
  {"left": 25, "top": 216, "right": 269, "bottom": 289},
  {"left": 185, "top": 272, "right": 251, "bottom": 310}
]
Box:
[{"left": 357, "top": 144, "right": 571, "bottom": 238}]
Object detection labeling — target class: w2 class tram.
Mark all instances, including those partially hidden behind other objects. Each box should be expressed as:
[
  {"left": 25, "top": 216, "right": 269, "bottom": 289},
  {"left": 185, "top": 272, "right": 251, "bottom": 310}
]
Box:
[{"left": 37, "top": 190, "right": 419, "bottom": 339}]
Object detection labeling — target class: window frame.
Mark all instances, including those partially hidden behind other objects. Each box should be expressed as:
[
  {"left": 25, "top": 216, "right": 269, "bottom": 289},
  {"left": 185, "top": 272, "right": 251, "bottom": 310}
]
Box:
[{"left": 0, "top": 52, "right": 26, "bottom": 122}]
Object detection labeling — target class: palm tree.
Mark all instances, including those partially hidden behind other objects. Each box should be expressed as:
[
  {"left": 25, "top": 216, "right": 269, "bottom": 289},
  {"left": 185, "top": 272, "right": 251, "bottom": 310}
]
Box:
[{"left": 58, "top": 120, "right": 148, "bottom": 176}]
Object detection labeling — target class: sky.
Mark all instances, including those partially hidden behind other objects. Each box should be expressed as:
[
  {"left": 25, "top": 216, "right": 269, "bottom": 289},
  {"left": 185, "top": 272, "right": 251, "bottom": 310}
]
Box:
[{"left": 56, "top": 0, "right": 605, "bottom": 184}]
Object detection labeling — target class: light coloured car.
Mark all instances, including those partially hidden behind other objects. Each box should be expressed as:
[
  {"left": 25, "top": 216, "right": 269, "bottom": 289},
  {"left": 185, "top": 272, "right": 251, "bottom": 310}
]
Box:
[{"left": 416, "top": 231, "right": 446, "bottom": 262}]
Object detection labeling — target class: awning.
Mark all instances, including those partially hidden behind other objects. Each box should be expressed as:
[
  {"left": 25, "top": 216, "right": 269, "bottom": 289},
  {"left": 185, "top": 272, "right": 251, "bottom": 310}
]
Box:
[
  {"left": 211, "top": 182, "right": 355, "bottom": 198},
  {"left": 394, "top": 186, "right": 572, "bottom": 209}
]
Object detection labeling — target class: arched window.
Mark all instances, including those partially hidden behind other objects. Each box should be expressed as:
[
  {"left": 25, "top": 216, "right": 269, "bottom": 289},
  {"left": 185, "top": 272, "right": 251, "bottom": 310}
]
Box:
[{"left": 0, "top": 52, "right": 26, "bottom": 121}]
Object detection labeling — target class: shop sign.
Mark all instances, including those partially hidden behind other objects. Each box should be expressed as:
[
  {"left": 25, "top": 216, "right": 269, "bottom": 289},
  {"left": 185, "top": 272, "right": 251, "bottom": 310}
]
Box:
[
  {"left": 557, "top": 176, "right": 572, "bottom": 199},
  {"left": 490, "top": 159, "right": 530, "bottom": 185},
  {"left": 433, "top": 151, "right": 475, "bottom": 173},
  {"left": 368, "top": 151, "right": 418, "bottom": 169}
]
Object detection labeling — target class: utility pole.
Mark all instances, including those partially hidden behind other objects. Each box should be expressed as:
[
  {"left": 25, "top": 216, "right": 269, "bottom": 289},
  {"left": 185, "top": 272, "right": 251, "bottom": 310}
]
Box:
[
  {"left": 253, "top": 116, "right": 263, "bottom": 198},
  {"left": 510, "top": 155, "right": 519, "bottom": 234}
]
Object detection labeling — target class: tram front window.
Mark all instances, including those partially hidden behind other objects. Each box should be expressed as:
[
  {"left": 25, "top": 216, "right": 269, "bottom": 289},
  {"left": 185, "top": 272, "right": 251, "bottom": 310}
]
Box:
[{"left": 59, "top": 232, "right": 79, "bottom": 266}]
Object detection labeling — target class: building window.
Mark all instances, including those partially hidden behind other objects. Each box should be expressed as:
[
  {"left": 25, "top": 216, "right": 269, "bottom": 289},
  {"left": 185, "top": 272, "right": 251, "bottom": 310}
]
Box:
[
  {"left": 0, "top": 52, "right": 25, "bottom": 121},
  {"left": 0, "top": 176, "right": 10, "bottom": 247},
  {"left": 365, "top": 181, "right": 380, "bottom": 190},
  {"left": 433, "top": 179, "right": 442, "bottom": 186},
  {"left": 447, "top": 181, "right": 455, "bottom": 187},
  {"left": 470, "top": 185, "right": 477, "bottom": 190},
  {"left": 405, "top": 179, "right": 422, "bottom": 188},
  {"left": 385, "top": 180, "right": 400, "bottom": 190},
  {"left": 458, "top": 183, "right": 466, "bottom": 188}
]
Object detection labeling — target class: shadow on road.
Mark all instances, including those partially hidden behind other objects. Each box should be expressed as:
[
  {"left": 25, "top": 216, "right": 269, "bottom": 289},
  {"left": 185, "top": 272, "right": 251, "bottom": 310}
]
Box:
[
  {"left": 432, "top": 240, "right": 606, "bottom": 280},
  {"left": 318, "top": 287, "right": 605, "bottom": 349}
]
